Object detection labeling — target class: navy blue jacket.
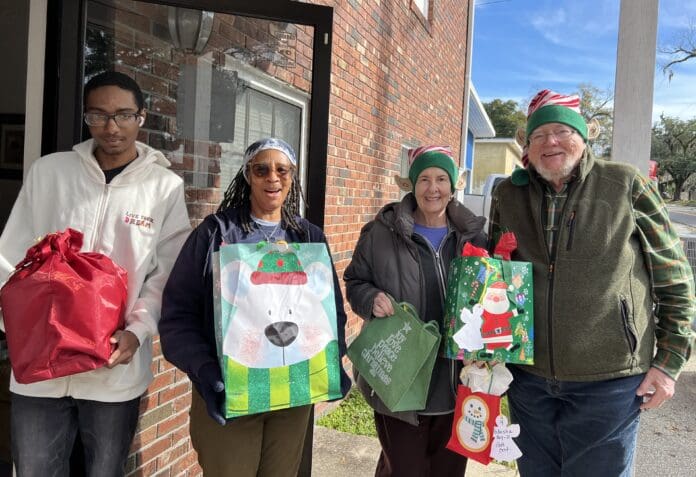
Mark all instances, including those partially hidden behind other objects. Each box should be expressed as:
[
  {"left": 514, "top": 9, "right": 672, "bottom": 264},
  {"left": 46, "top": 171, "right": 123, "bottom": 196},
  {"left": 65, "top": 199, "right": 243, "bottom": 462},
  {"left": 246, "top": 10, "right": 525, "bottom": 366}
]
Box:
[{"left": 159, "top": 208, "right": 351, "bottom": 398}]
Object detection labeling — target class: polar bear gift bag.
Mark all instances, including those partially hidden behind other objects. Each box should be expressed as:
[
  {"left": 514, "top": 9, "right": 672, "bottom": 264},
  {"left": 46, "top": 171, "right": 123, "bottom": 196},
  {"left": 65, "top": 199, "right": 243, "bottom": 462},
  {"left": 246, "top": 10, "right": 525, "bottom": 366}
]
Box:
[{"left": 213, "top": 241, "right": 342, "bottom": 418}]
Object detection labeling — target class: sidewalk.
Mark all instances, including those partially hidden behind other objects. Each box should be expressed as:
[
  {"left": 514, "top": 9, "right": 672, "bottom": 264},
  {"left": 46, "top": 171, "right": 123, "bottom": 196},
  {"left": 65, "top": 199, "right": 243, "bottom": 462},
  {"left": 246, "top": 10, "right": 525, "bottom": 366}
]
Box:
[
  {"left": 312, "top": 424, "right": 515, "bottom": 476},
  {"left": 311, "top": 426, "right": 378, "bottom": 477},
  {"left": 674, "top": 221, "right": 696, "bottom": 237},
  {"left": 312, "top": 356, "right": 696, "bottom": 477}
]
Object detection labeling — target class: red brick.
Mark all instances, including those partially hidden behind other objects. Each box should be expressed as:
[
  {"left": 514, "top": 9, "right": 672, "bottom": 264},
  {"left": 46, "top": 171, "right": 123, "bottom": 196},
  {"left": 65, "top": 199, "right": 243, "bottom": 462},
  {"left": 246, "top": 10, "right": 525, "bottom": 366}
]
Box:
[
  {"left": 159, "top": 359, "right": 177, "bottom": 373},
  {"left": 151, "top": 59, "right": 180, "bottom": 82},
  {"left": 150, "top": 96, "right": 177, "bottom": 116},
  {"left": 174, "top": 369, "right": 189, "bottom": 381},
  {"left": 132, "top": 425, "right": 157, "bottom": 450},
  {"left": 159, "top": 381, "right": 190, "bottom": 406},
  {"left": 172, "top": 394, "right": 192, "bottom": 413},
  {"left": 157, "top": 411, "right": 189, "bottom": 438},
  {"left": 170, "top": 452, "right": 201, "bottom": 477},
  {"left": 138, "top": 435, "right": 173, "bottom": 467},
  {"left": 139, "top": 394, "right": 158, "bottom": 414},
  {"left": 156, "top": 440, "right": 189, "bottom": 469},
  {"left": 197, "top": 188, "right": 221, "bottom": 203},
  {"left": 172, "top": 424, "right": 192, "bottom": 445},
  {"left": 114, "top": 9, "right": 150, "bottom": 34},
  {"left": 150, "top": 369, "right": 176, "bottom": 393},
  {"left": 129, "top": 458, "right": 158, "bottom": 477}
]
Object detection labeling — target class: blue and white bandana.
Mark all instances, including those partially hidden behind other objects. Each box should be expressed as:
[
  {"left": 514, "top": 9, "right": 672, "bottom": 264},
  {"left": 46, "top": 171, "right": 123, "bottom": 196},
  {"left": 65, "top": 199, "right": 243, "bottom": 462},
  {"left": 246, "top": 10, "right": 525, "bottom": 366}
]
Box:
[
  {"left": 243, "top": 137, "right": 297, "bottom": 166},
  {"left": 242, "top": 137, "right": 297, "bottom": 183}
]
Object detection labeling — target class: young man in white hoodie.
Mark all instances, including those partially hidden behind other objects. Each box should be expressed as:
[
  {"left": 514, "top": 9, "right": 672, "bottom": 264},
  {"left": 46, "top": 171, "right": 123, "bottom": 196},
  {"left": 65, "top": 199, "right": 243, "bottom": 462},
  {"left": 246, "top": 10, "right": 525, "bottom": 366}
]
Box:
[{"left": 0, "top": 71, "right": 191, "bottom": 476}]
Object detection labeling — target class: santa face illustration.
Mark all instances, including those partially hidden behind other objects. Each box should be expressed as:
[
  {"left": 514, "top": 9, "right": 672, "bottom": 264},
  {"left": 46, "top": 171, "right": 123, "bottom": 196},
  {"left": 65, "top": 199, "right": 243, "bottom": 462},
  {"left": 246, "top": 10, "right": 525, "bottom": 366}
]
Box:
[{"left": 482, "top": 286, "right": 509, "bottom": 315}]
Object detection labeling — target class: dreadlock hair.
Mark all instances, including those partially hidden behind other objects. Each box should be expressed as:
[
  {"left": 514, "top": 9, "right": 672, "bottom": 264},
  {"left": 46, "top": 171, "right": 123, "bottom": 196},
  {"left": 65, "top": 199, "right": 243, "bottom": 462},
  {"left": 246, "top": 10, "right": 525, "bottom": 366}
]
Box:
[{"left": 217, "top": 165, "right": 307, "bottom": 240}]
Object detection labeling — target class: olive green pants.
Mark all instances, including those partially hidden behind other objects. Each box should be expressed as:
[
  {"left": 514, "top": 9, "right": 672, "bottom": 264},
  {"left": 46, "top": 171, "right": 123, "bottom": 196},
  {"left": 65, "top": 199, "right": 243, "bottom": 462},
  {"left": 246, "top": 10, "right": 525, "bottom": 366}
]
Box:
[{"left": 189, "top": 388, "right": 312, "bottom": 477}]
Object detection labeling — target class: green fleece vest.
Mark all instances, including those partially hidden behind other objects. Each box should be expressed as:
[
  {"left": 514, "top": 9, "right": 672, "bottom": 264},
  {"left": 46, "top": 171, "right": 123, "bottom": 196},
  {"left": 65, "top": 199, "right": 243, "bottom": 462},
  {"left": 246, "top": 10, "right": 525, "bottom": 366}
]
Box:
[{"left": 493, "top": 154, "right": 655, "bottom": 381}]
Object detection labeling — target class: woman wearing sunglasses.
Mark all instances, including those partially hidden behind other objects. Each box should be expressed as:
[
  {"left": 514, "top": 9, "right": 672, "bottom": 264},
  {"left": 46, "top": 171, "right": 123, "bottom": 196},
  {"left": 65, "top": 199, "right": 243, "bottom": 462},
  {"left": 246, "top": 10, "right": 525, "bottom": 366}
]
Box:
[{"left": 158, "top": 138, "right": 349, "bottom": 476}]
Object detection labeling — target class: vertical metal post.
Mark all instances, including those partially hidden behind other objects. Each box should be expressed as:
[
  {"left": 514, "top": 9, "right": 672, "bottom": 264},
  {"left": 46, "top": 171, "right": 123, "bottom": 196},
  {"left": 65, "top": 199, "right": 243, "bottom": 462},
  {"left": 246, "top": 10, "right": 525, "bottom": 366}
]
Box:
[{"left": 612, "top": 0, "right": 659, "bottom": 173}]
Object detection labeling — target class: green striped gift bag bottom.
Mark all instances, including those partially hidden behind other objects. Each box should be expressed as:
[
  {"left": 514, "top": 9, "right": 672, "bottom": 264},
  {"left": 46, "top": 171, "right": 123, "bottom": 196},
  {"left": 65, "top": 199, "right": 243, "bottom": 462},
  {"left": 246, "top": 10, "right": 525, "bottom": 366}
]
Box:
[{"left": 223, "top": 340, "right": 341, "bottom": 418}]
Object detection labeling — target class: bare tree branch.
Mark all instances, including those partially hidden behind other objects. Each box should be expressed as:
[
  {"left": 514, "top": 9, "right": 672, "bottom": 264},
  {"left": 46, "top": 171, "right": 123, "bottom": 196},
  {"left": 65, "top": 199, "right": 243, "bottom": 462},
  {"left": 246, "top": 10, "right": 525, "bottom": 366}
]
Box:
[{"left": 659, "top": 20, "right": 696, "bottom": 80}]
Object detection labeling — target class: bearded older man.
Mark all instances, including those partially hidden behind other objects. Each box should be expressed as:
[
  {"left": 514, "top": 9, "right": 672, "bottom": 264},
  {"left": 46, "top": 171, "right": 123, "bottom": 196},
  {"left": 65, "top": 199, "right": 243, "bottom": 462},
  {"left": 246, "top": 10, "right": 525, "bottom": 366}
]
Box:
[{"left": 489, "top": 89, "right": 695, "bottom": 477}]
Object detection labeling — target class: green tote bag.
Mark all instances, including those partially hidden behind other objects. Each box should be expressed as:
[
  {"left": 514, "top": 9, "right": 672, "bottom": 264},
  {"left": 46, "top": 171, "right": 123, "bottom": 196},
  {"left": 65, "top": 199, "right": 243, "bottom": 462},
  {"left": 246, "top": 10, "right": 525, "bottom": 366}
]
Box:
[{"left": 347, "top": 298, "right": 441, "bottom": 412}]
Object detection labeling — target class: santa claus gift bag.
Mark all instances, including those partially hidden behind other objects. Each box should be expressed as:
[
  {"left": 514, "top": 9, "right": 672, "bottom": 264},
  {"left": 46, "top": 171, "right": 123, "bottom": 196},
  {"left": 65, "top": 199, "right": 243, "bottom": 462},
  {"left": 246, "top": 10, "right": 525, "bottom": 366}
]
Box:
[
  {"left": 212, "top": 241, "right": 342, "bottom": 418},
  {"left": 443, "top": 233, "right": 534, "bottom": 364}
]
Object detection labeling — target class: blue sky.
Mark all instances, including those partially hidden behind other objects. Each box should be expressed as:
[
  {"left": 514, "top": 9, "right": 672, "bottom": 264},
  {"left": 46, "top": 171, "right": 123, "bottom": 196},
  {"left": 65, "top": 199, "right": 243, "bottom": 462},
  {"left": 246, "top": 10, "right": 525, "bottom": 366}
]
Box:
[{"left": 471, "top": 0, "right": 696, "bottom": 122}]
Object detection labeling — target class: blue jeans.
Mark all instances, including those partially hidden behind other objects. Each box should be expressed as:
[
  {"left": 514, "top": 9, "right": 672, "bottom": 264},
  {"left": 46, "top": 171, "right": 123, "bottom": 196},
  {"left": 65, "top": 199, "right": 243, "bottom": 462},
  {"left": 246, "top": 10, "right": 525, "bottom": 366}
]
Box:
[
  {"left": 508, "top": 367, "right": 643, "bottom": 477},
  {"left": 10, "top": 393, "right": 140, "bottom": 477}
]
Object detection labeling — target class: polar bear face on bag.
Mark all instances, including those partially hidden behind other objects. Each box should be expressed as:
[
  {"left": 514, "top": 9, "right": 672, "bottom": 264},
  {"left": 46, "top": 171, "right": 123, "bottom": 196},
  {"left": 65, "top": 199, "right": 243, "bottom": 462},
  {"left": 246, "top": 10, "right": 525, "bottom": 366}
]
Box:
[{"left": 220, "top": 249, "right": 335, "bottom": 368}]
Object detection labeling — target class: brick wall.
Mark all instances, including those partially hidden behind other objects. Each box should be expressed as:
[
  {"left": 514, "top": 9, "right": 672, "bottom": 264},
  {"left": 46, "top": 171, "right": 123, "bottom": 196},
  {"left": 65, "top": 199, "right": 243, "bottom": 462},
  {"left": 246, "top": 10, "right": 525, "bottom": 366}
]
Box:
[
  {"left": 85, "top": 1, "right": 470, "bottom": 475},
  {"left": 314, "top": 0, "right": 470, "bottom": 343}
]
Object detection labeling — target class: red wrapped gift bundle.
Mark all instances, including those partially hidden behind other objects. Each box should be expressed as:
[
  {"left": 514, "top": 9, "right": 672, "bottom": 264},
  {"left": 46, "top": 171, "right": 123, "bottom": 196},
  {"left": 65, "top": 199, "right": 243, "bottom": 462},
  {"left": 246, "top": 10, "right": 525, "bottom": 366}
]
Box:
[{"left": 0, "top": 228, "right": 128, "bottom": 383}]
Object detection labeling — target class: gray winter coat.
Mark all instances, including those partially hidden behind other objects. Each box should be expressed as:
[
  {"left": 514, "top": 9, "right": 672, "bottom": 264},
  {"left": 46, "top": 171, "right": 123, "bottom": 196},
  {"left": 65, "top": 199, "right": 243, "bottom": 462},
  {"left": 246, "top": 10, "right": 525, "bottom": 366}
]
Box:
[{"left": 344, "top": 193, "right": 486, "bottom": 424}]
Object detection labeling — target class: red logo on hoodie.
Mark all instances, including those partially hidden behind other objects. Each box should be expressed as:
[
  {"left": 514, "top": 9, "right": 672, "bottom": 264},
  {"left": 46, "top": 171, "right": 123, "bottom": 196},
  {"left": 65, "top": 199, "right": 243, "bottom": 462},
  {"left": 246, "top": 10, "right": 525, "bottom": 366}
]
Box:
[{"left": 124, "top": 211, "right": 154, "bottom": 229}]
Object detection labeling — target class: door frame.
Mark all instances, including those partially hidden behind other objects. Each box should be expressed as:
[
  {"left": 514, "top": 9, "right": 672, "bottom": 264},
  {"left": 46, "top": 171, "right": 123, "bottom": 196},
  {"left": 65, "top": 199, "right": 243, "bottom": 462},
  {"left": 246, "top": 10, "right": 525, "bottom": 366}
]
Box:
[{"left": 44, "top": 0, "right": 334, "bottom": 226}]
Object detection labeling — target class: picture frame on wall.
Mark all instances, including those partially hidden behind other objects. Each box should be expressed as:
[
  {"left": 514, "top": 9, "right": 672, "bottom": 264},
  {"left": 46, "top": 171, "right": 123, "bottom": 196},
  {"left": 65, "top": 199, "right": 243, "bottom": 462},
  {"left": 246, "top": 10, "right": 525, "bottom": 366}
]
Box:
[
  {"left": 0, "top": 114, "right": 24, "bottom": 179},
  {"left": 0, "top": 124, "right": 24, "bottom": 169}
]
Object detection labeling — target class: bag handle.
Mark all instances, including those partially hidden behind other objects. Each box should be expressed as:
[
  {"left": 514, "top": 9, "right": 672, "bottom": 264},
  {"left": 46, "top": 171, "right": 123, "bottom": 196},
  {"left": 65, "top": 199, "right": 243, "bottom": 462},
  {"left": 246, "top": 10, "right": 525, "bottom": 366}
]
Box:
[
  {"left": 421, "top": 320, "right": 441, "bottom": 338},
  {"left": 502, "top": 260, "right": 521, "bottom": 306},
  {"left": 372, "top": 294, "right": 441, "bottom": 338},
  {"left": 395, "top": 299, "right": 419, "bottom": 321},
  {"left": 390, "top": 296, "right": 441, "bottom": 338}
]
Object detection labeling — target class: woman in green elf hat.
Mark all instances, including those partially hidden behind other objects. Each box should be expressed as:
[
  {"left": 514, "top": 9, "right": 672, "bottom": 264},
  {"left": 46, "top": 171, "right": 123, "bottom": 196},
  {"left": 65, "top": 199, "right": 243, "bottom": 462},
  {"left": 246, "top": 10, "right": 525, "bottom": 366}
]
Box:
[
  {"left": 159, "top": 138, "right": 350, "bottom": 476},
  {"left": 344, "top": 145, "right": 487, "bottom": 477}
]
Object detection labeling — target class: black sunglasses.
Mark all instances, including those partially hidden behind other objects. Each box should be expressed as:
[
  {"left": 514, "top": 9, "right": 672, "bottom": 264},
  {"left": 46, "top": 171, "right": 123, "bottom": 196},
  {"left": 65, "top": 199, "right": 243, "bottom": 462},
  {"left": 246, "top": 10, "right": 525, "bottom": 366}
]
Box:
[{"left": 249, "top": 163, "right": 295, "bottom": 178}]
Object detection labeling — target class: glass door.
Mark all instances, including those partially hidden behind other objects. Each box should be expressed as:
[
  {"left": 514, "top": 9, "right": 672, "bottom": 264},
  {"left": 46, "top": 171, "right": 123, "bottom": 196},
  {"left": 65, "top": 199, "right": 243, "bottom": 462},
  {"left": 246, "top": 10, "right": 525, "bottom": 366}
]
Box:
[
  {"left": 46, "top": 0, "right": 333, "bottom": 225},
  {"left": 84, "top": 0, "right": 316, "bottom": 217}
]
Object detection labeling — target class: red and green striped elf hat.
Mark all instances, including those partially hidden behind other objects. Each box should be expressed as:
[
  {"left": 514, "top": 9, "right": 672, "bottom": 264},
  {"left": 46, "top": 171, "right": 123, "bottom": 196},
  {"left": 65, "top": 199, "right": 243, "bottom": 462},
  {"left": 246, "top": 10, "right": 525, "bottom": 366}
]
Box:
[
  {"left": 519, "top": 89, "right": 588, "bottom": 167},
  {"left": 395, "top": 145, "right": 463, "bottom": 193},
  {"left": 251, "top": 249, "right": 307, "bottom": 285}
]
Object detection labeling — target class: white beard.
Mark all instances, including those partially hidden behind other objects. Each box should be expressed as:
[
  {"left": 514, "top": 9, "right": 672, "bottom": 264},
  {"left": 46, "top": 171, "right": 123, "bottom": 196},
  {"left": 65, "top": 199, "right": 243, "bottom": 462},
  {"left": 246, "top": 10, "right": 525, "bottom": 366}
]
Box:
[
  {"left": 483, "top": 295, "right": 508, "bottom": 315},
  {"left": 534, "top": 158, "right": 579, "bottom": 185}
]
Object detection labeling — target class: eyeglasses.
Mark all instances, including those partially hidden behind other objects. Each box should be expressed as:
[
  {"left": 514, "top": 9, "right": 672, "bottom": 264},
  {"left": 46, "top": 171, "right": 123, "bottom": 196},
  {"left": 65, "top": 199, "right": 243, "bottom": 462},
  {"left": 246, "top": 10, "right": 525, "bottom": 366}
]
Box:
[
  {"left": 249, "top": 163, "right": 295, "bottom": 179},
  {"left": 84, "top": 112, "right": 142, "bottom": 127},
  {"left": 528, "top": 128, "right": 576, "bottom": 145}
]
